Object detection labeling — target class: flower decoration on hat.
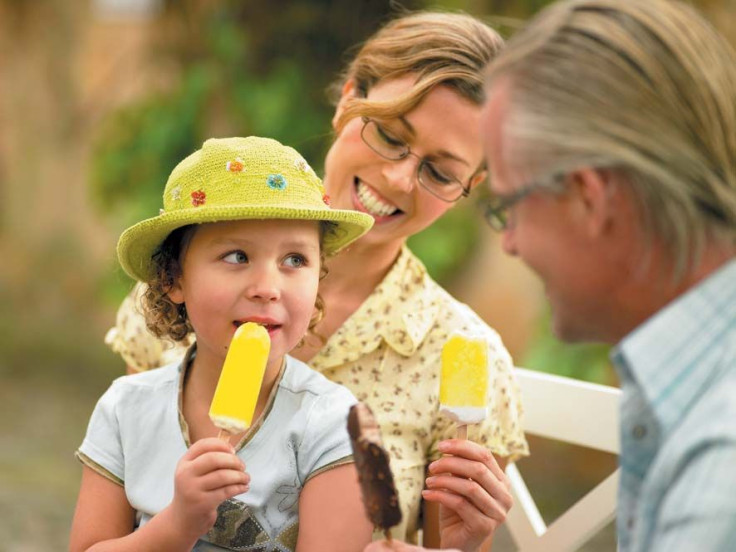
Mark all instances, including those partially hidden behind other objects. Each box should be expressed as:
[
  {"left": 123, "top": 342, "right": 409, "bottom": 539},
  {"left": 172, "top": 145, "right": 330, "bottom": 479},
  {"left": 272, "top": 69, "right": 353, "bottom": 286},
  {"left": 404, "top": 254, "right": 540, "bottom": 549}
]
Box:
[
  {"left": 117, "top": 137, "right": 375, "bottom": 284},
  {"left": 191, "top": 190, "right": 206, "bottom": 206},
  {"left": 314, "top": 180, "right": 329, "bottom": 205},
  {"left": 294, "top": 157, "right": 313, "bottom": 174},
  {"left": 267, "top": 174, "right": 288, "bottom": 191},
  {"left": 226, "top": 158, "right": 245, "bottom": 173}
]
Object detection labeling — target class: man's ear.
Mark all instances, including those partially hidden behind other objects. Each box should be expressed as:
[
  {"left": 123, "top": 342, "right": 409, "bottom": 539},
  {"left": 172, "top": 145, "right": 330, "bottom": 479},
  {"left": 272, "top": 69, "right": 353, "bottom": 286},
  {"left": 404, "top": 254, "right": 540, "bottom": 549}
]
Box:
[
  {"left": 571, "top": 168, "right": 617, "bottom": 237},
  {"left": 332, "top": 79, "right": 357, "bottom": 131}
]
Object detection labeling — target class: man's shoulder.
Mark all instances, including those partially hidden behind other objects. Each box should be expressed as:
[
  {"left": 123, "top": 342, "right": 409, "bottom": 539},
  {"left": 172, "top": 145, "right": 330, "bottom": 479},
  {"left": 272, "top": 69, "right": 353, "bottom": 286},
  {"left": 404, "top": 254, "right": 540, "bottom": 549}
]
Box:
[
  {"left": 655, "top": 360, "right": 736, "bottom": 487},
  {"left": 692, "top": 360, "right": 736, "bottom": 437}
]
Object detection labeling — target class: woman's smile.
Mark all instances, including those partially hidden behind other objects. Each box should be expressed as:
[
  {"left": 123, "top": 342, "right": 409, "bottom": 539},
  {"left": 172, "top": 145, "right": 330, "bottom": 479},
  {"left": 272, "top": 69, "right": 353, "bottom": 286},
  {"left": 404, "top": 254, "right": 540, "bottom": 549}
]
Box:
[{"left": 352, "top": 177, "right": 402, "bottom": 221}]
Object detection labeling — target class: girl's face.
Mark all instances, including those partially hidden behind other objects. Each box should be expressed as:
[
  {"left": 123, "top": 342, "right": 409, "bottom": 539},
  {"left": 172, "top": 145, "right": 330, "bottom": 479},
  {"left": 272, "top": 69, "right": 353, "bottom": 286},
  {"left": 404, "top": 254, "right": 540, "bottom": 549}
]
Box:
[
  {"left": 168, "top": 219, "right": 321, "bottom": 373},
  {"left": 323, "top": 75, "right": 487, "bottom": 251}
]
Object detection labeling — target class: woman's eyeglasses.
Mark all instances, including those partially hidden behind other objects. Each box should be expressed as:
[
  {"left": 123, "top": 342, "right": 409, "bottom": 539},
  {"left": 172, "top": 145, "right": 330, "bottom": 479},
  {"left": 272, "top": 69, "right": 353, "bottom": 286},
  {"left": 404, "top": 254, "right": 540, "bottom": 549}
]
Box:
[{"left": 360, "top": 117, "right": 472, "bottom": 203}]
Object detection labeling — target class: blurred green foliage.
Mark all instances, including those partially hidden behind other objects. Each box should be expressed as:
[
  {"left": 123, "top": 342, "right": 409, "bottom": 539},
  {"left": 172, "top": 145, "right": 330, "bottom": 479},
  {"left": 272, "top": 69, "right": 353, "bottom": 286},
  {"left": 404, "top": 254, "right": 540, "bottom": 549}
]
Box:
[
  {"left": 89, "top": 0, "right": 610, "bottom": 384},
  {"left": 407, "top": 201, "right": 480, "bottom": 284},
  {"left": 90, "top": 0, "right": 467, "bottom": 295},
  {"left": 90, "top": 18, "right": 328, "bottom": 226},
  {"left": 522, "top": 310, "right": 614, "bottom": 384}
]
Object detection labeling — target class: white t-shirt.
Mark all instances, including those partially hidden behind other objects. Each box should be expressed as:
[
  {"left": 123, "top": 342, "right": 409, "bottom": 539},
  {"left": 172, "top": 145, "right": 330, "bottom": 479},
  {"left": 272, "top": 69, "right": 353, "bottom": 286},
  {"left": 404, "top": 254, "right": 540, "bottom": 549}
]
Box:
[{"left": 77, "top": 350, "right": 357, "bottom": 551}]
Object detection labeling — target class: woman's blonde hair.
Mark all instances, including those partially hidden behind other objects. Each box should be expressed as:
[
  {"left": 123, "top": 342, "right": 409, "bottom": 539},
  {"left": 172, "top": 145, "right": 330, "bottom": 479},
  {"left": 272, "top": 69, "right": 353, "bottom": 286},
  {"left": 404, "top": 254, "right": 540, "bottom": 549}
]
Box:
[
  {"left": 486, "top": 0, "right": 736, "bottom": 274},
  {"left": 332, "top": 11, "right": 504, "bottom": 132}
]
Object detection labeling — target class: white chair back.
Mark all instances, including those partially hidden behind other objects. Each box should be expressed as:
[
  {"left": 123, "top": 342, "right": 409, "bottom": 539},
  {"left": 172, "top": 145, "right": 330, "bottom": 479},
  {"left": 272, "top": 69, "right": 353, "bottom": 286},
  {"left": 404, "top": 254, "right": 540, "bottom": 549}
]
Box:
[{"left": 505, "top": 368, "right": 621, "bottom": 551}]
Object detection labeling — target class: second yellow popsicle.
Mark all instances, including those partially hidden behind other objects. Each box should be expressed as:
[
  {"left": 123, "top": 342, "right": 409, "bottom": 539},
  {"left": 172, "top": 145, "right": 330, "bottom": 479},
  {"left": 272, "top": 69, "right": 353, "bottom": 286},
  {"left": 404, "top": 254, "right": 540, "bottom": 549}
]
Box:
[
  {"left": 209, "top": 322, "right": 271, "bottom": 434},
  {"left": 439, "top": 332, "right": 489, "bottom": 424}
]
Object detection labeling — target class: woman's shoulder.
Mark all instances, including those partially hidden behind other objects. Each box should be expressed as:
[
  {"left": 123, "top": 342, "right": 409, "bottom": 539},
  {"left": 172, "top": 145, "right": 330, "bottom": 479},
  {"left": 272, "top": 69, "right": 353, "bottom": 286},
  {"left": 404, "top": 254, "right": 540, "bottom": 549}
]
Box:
[
  {"left": 391, "top": 248, "right": 484, "bottom": 321},
  {"left": 280, "top": 355, "right": 356, "bottom": 402},
  {"left": 402, "top": 248, "right": 491, "bottom": 321},
  {"left": 423, "top": 278, "right": 507, "bottom": 348},
  {"left": 386, "top": 247, "right": 510, "bottom": 357}
]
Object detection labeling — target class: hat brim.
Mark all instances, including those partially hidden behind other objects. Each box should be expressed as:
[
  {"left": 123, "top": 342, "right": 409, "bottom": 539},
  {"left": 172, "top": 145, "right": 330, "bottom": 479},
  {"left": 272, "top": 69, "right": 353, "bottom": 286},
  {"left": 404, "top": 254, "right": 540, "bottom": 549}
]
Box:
[{"left": 117, "top": 204, "right": 373, "bottom": 282}]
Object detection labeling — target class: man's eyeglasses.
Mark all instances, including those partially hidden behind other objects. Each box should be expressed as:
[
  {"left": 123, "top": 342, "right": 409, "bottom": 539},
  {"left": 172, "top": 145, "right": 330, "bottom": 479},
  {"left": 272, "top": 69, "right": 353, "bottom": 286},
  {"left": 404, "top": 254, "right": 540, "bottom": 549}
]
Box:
[
  {"left": 360, "top": 117, "right": 472, "bottom": 203},
  {"left": 483, "top": 180, "right": 555, "bottom": 231}
]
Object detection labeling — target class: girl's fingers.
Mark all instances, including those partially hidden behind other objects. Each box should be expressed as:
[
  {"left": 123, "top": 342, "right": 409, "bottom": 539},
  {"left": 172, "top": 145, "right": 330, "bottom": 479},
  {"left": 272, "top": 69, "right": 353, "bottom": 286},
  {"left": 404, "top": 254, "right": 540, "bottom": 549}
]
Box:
[
  {"left": 198, "top": 468, "right": 251, "bottom": 492},
  {"left": 189, "top": 451, "right": 246, "bottom": 477},
  {"left": 184, "top": 437, "right": 235, "bottom": 460},
  {"left": 221, "top": 483, "right": 250, "bottom": 499}
]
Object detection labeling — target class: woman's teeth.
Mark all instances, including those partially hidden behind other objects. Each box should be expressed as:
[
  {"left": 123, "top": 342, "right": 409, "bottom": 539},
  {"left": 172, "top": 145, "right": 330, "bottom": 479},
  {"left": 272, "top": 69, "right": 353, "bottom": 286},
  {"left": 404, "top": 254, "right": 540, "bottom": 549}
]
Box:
[{"left": 357, "top": 181, "right": 398, "bottom": 217}]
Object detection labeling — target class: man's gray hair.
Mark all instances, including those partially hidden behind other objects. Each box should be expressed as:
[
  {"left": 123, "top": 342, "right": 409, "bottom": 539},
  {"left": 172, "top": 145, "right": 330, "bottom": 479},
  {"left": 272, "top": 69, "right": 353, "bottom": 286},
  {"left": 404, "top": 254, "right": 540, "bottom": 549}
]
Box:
[{"left": 487, "top": 0, "right": 736, "bottom": 274}]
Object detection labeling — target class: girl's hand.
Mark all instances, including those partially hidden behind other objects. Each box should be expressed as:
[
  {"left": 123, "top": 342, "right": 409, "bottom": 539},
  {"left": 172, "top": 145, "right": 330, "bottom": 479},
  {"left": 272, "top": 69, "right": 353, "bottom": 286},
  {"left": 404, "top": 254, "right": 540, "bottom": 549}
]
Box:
[
  {"left": 423, "top": 439, "right": 512, "bottom": 552},
  {"left": 364, "top": 542, "right": 461, "bottom": 552},
  {"left": 167, "top": 437, "right": 250, "bottom": 539}
]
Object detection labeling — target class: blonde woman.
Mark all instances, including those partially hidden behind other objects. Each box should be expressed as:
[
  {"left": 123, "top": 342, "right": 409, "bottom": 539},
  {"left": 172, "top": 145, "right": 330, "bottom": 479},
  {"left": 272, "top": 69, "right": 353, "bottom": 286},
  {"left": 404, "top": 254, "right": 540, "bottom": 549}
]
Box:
[{"left": 107, "top": 12, "right": 528, "bottom": 550}]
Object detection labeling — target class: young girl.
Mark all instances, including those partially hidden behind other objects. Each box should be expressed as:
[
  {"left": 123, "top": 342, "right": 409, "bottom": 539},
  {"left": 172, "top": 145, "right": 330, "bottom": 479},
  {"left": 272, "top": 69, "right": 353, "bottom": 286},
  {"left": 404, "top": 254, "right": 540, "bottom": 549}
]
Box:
[
  {"left": 106, "top": 11, "right": 529, "bottom": 550},
  {"left": 70, "top": 137, "right": 375, "bottom": 551}
]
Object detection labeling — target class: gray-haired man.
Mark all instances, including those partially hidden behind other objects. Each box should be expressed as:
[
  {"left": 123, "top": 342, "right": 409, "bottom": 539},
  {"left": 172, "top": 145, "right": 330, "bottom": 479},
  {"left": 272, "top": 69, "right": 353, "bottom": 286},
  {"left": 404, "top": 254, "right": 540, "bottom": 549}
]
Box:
[{"left": 482, "top": 0, "right": 736, "bottom": 550}]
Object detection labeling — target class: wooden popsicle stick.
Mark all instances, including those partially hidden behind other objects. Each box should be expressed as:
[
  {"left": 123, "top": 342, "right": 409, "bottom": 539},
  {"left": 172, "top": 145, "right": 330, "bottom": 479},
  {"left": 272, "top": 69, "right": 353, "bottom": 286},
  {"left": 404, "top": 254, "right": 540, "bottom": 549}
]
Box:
[
  {"left": 217, "top": 428, "right": 231, "bottom": 442},
  {"left": 456, "top": 424, "right": 468, "bottom": 440}
]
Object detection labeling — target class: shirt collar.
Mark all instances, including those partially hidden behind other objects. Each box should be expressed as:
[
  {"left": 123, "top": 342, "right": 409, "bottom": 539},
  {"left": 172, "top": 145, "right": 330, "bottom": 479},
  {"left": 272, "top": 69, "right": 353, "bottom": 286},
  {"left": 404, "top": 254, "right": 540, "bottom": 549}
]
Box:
[
  {"left": 613, "top": 258, "right": 736, "bottom": 433},
  {"left": 176, "top": 343, "right": 287, "bottom": 449},
  {"left": 313, "top": 246, "right": 439, "bottom": 369}
]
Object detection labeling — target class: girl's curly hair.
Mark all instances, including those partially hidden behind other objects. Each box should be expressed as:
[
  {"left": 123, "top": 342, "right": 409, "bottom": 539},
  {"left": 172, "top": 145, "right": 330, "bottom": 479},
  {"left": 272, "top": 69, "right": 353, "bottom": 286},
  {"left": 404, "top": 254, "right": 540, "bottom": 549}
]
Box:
[{"left": 141, "top": 222, "right": 335, "bottom": 344}]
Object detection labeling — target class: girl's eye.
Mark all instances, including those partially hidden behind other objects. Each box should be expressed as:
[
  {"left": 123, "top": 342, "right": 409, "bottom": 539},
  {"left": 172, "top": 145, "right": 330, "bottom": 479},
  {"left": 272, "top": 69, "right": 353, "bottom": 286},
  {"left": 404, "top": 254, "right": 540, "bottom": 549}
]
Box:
[
  {"left": 283, "top": 254, "right": 307, "bottom": 268},
  {"left": 223, "top": 251, "right": 248, "bottom": 264}
]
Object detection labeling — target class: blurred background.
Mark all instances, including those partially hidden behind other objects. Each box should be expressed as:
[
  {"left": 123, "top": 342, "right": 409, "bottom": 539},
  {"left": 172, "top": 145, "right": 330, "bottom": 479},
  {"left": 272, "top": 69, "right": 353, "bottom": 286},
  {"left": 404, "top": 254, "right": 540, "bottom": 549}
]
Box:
[{"left": 1, "top": 0, "right": 733, "bottom": 549}]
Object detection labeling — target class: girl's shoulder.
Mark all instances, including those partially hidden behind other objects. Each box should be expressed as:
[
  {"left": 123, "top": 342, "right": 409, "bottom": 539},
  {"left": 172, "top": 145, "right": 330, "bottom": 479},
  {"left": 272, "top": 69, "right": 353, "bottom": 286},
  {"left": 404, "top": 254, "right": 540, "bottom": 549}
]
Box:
[
  {"left": 113, "top": 360, "right": 181, "bottom": 389},
  {"left": 100, "top": 362, "right": 181, "bottom": 412}
]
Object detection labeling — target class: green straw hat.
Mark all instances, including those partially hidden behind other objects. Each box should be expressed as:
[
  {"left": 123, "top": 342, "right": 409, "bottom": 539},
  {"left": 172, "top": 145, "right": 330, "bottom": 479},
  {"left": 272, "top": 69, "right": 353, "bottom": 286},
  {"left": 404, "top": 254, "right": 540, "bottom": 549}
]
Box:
[{"left": 118, "top": 136, "right": 374, "bottom": 282}]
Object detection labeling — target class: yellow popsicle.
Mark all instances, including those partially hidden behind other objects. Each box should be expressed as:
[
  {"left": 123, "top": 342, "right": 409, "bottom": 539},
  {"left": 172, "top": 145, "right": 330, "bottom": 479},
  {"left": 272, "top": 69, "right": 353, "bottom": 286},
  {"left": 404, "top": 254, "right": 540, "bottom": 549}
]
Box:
[
  {"left": 209, "top": 322, "right": 271, "bottom": 434},
  {"left": 439, "top": 333, "right": 489, "bottom": 424}
]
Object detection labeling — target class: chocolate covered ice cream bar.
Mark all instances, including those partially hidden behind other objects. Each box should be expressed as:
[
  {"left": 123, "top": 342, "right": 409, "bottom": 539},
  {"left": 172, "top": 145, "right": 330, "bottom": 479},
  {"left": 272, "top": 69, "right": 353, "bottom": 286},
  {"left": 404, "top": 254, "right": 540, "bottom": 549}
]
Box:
[{"left": 347, "top": 403, "right": 402, "bottom": 538}]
